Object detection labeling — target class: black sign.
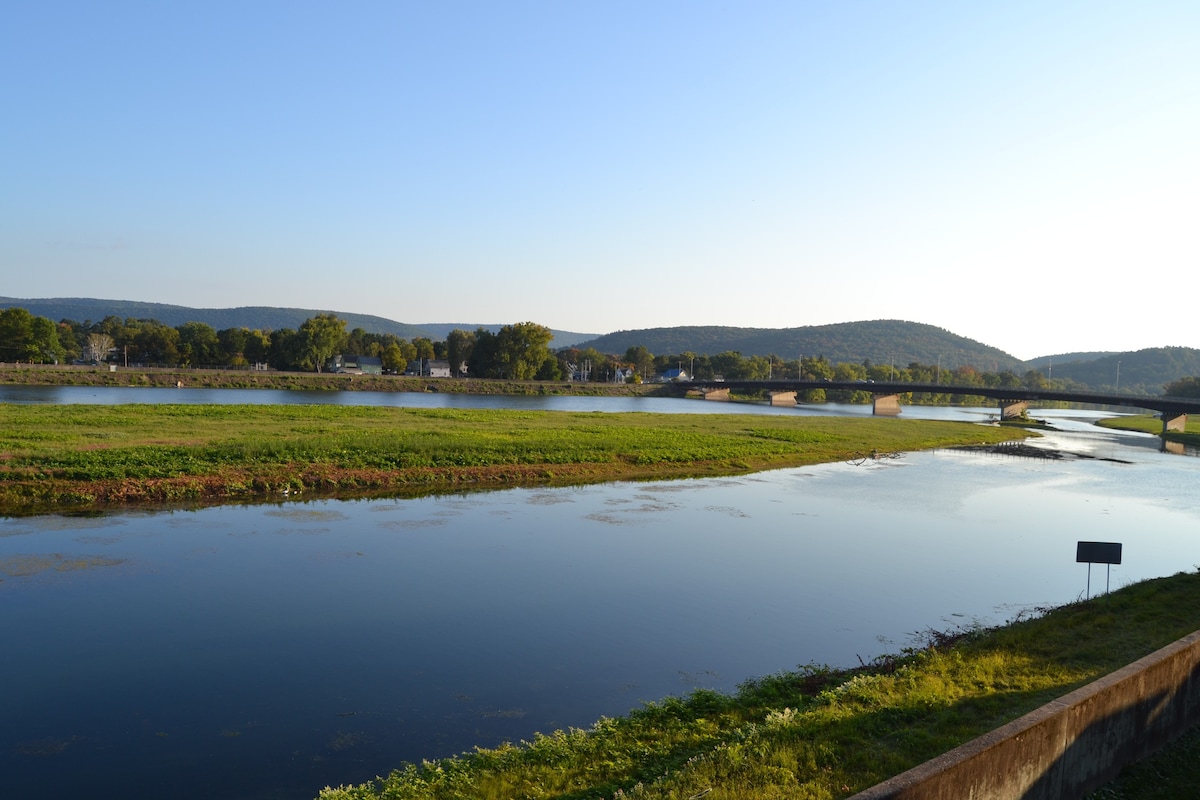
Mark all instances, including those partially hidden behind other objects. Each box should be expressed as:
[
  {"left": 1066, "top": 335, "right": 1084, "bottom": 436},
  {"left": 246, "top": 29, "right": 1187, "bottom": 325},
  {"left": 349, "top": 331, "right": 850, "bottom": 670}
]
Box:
[{"left": 1077, "top": 541, "right": 1122, "bottom": 565}]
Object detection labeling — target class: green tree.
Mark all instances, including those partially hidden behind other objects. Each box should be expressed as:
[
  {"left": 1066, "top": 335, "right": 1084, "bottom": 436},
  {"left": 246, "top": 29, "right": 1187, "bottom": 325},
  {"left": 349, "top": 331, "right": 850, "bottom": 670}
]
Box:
[
  {"left": 55, "top": 321, "right": 81, "bottom": 363},
  {"left": 994, "top": 370, "right": 1023, "bottom": 389},
  {"left": 298, "top": 314, "right": 347, "bottom": 372},
  {"left": 536, "top": 352, "right": 565, "bottom": 380},
  {"left": 245, "top": 330, "right": 272, "bottom": 365},
  {"left": 0, "top": 307, "right": 37, "bottom": 361},
  {"left": 176, "top": 322, "right": 221, "bottom": 367},
  {"left": 217, "top": 327, "right": 249, "bottom": 365},
  {"left": 381, "top": 341, "right": 411, "bottom": 374},
  {"left": 31, "top": 315, "right": 66, "bottom": 363},
  {"left": 744, "top": 355, "right": 772, "bottom": 380},
  {"left": 0, "top": 308, "right": 66, "bottom": 363},
  {"left": 1023, "top": 369, "right": 1051, "bottom": 391},
  {"left": 345, "top": 328, "right": 397, "bottom": 358},
  {"left": 496, "top": 322, "right": 554, "bottom": 380},
  {"left": 624, "top": 345, "right": 654, "bottom": 381},
  {"left": 269, "top": 328, "right": 304, "bottom": 370},
  {"left": 834, "top": 361, "right": 868, "bottom": 381},
  {"left": 1164, "top": 376, "right": 1200, "bottom": 398},
  {"left": 412, "top": 337, "right": 436, "bottom": 361},
  {"left": 446, "top": 329, "right": 475, "bottom": 378},
  {"left": 468, "top": 328, "right": 501, "bottom": 378},
  {"left": 129, "top": 320, "right": 180, "bottom": 365}
]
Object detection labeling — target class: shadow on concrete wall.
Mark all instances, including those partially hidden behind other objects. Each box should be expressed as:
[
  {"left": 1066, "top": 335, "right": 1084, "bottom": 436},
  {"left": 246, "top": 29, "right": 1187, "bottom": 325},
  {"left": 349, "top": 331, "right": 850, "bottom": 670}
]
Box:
[{"left": 1021, "top": 660, "right": 1200, "bottom": 800}]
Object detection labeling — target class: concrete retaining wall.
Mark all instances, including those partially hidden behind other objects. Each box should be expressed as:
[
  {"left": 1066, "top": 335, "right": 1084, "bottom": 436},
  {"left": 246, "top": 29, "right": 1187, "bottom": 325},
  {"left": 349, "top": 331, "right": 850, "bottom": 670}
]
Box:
[{"left": 849, "top": 630, "right": 1200, "bottom": 800}]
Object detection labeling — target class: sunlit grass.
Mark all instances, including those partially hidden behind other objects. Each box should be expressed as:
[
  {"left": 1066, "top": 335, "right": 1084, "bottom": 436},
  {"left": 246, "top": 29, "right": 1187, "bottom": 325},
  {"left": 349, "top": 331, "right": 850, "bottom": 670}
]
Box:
[{"left": 0, "top": 404, "right": 1026, "bottom": 512}]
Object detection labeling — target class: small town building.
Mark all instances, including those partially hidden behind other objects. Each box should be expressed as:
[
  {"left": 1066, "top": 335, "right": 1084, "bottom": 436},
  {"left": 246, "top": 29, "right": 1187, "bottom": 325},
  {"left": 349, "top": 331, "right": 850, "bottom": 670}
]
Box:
[
  {"left": 328, "top": 354, "right": 383, "bottom": 375},
  {"left": 659, "top": 368, "right": 690, "bottom": 382},
  {"left": 406, "top": 359, "right": 452, "bottom": 378}
]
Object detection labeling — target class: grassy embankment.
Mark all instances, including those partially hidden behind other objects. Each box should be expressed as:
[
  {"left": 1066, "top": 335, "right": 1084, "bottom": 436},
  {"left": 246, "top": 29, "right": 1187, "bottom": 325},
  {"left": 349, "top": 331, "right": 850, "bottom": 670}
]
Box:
[
  {"left": 308, "top": 571, "right": 1200, "bottom": 800},
  {"left": 0, "top": 362, "right": 667, "bottom": 396},
  {"left": 1096, "top": 413, "right": 1200, "bottom": 449},
  {"left": 0, "top": 404, "right": 1024, "bottom": 514}
]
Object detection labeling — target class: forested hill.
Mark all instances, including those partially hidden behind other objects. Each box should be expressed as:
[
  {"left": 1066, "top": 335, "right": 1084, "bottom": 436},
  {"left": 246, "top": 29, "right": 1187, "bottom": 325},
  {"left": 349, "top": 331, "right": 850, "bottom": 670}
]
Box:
[
  {"left": 575, "top": 320, "right": 1025, "bottom": 372},
  {"left": 1032, "top": 347, "right": 1200, "bottom": 395},
  {"left": 0, "top": 297, "right": 433, "bottom": 339},
  {"left": 0, "top": 297, "right": 595, "bottom": 345},
  {"left": 1026, "top": 351, "right": 1118, "bottom": 368}
]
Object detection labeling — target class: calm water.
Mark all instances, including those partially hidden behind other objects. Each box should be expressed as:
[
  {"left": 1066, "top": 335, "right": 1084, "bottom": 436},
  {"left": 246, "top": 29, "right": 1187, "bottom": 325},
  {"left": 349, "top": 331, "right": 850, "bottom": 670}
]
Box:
[
  {"left": 0, "top": 383, "right": 1014, "bottom": 418},
  {"left": 1, "top": 388, "right": 1197, "bottom": 799}
]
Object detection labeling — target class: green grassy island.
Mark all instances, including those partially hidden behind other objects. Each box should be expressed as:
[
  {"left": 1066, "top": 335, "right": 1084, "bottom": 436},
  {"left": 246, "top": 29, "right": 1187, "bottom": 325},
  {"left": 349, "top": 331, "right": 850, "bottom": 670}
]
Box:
[{"left": 0, "top": 404, "right": 1026, "bottom": 515}]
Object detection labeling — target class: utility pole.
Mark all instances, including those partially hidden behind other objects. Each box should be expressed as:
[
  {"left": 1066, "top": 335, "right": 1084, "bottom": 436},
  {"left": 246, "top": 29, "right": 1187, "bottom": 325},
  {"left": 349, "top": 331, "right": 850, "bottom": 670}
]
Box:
[{"left": 1116, "top": 361, "right": 1121, "bottom": 392}]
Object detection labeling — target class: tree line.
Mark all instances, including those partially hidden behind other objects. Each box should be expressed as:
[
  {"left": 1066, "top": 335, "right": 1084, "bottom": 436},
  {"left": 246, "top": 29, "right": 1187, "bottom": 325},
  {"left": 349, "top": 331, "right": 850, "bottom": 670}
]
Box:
[
  {"left": 3, "top": 304, "right": 1190, "bottom": 398},
  {"left": 565, "top": 343, "right": 1067, "bottom": 383},
  {"left": 0, "top": 306, "right": 561, "bottom": 378}
]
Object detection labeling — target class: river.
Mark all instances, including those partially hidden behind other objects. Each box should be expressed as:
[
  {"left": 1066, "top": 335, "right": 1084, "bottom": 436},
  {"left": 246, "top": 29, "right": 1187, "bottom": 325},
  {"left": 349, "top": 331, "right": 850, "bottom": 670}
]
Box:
[{"left": 1, "top": 386, "right": 1197, "bottom": 799}]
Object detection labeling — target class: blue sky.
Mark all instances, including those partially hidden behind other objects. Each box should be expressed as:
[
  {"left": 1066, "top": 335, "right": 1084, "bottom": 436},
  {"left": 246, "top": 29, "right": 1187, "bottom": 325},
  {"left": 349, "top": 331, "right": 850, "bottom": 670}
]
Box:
[{"left": 2, "top": 1, "right": 1196, "bottom": 361}]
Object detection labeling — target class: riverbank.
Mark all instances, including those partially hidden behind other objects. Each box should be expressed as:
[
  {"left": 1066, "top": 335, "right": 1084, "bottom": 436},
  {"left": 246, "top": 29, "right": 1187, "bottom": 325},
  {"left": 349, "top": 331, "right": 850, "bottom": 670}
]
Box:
[
  {"left": 315, "top": 570, "right": 1200, "bottom": 800},
  {"left": 1096, "top": 413, "right": 1200, "bottom": 449},
  {"left": 0, "top": 404, "right": 1026, "bottom": 515},
  {"left": 0, "top": 362, "right": 668, "bottom": 396}
]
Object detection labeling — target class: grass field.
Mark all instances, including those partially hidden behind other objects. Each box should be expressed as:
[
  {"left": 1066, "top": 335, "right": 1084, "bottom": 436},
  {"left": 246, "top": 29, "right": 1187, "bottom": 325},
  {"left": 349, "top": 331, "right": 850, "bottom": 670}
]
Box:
[{"left": 0, "top": 404, "right": 1026, "bottom": 513}]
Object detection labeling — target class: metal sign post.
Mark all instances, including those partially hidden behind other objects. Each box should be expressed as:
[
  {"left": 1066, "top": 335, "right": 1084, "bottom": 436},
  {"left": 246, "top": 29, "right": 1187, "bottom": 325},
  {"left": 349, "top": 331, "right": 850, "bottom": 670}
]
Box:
[{"left": 1076, "top": 541, "right": 1122, "bottom": 599}]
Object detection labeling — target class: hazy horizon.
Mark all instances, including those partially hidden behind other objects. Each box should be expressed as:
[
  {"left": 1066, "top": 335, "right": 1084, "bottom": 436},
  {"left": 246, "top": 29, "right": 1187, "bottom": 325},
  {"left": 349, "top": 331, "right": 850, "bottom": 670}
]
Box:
[{"left": 4, "top": 293, "right": 1180, "bottom": 363}]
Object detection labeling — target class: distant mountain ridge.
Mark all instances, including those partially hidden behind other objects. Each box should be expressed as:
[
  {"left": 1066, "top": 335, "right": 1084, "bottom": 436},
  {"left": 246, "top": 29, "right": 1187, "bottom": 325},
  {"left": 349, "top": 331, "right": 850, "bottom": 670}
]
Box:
[
  {"left": 0, "top": 297, "right": 594, "bottom": 348},
  {"left": 1026, "top": 352, "right": 1118, "bottom": 368},
  {"left": 1029, "top": 348, "right": 1200, "bottom": 395},
  {"left": 575, "top": 321, "right": 1027, "bottom": 372}
]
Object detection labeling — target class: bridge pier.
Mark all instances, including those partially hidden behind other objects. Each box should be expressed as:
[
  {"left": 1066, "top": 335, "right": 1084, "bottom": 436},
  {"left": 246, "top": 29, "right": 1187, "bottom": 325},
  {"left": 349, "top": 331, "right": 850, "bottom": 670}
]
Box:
[
  {"left": 1000, "top": 400, "right": 1029, "bottom": 420},
  {"left": 872, "top": 394, "right": 902, "bottom": 416},
  {"left": 769, "top": 391, "right": 797, "bottom": 406},
  {"left": 702, "top": 388, "right": 730, "bottom": 401},
  {"left": 1163, "top": 412, "right": 1188, "bottom": 434}
]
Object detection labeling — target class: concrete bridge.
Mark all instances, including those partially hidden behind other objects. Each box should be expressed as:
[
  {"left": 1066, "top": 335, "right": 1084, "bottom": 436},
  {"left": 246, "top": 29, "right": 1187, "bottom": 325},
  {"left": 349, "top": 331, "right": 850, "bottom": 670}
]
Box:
[{"left": 680, "top": 380, "right": 1200, "bottom": 435}]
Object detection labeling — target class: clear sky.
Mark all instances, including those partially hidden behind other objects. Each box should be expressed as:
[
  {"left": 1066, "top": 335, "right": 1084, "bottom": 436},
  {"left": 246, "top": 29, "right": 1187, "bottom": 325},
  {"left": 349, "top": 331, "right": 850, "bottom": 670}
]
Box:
[{"left": 2, "top": 1, "right": 1196, "bottom": 361}]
